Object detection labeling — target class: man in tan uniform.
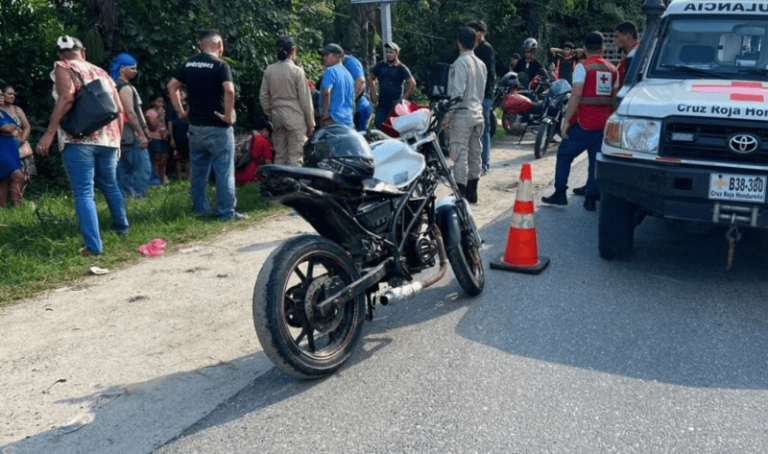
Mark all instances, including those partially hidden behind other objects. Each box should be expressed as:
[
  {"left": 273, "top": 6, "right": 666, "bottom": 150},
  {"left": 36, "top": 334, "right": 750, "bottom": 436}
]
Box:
[
  {"left": 260, "top": 36, "right": 315, "bottom": 165},
  {"left": 441, "top": 27, "right": 486, "bottom": 204}
]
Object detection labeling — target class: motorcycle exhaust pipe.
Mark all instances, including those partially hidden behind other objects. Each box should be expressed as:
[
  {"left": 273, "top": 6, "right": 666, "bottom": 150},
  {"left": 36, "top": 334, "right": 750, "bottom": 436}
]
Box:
[
  {"left": 379, "top": 282, "right": 423, "bottom": 306},
  {"left": 378, "top": 225, "right": 448, "bottom": 306}
]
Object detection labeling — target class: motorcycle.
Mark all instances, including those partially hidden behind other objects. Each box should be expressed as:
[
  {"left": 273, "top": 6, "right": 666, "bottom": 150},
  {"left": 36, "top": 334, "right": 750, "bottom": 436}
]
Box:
[
  {"left": 533, "top": 78, "right": 571, "bottom": 159},
  {"left": 496, "top": 68, "right": 555, "bottom": 139},
  {"left": 253, "top": 98, "right": 485, "bottom": 379}
]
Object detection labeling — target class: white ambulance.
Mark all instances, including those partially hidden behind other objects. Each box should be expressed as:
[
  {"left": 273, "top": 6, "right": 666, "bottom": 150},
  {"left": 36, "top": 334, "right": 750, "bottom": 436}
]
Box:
[{"left": 597, "top": 0, "right": 768, "bottom": 260}]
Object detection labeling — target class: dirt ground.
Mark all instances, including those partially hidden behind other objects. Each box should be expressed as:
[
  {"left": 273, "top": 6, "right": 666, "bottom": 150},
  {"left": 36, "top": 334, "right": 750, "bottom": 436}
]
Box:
[{"left": 0, "top": 132, "right": 588, "bottom": 448}]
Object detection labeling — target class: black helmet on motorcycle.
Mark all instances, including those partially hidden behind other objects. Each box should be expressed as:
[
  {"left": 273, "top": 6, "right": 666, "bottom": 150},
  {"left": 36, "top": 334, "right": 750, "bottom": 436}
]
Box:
[
  {"left": 498, "top": 72, "right": 520, "bottom": 90},
  {"left": 522, "top": 37, "right": 538, "bottom": 51},
  {"left": 304, "top": 124, "right": 375, "bottom": 179}
]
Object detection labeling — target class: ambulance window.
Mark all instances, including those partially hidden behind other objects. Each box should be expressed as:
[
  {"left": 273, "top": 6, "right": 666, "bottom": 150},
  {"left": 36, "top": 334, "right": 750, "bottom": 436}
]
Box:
[{"left": 719, "top": 32, "right": 764, "bottom": 67}]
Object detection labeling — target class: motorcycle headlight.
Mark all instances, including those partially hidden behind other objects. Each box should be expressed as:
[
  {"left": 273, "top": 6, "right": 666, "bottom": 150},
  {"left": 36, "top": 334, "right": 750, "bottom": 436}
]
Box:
[{"left": 603, "top": 116, "right": 661, "bottom": 154}]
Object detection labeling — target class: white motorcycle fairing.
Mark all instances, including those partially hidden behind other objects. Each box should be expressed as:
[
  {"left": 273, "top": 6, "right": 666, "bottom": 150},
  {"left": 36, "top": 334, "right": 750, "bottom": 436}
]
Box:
[{"left": 370, "top": 139, "right": 426, "bottom": 188}]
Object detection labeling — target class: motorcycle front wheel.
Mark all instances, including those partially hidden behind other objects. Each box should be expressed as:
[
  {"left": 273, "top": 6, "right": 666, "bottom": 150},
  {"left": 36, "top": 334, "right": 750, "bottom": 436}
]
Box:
[
  {"left": 534, "top": 120, "right": 554, "bottom": 159},
  {"left": 253, "top": 235, "right": 366, "bottom": 379},
  {"left": 446, "top": 202, "right": 485, "bottom": 296}
]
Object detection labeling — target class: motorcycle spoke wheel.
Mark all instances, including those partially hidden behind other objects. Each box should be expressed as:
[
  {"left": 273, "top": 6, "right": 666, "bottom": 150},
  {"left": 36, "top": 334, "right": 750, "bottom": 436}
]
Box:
[
  {"left": 446, "top": 205, "right": 485, "bottom": 296},
  {"left": 253, "top": 235, "right": 366, "bottom": 379}
]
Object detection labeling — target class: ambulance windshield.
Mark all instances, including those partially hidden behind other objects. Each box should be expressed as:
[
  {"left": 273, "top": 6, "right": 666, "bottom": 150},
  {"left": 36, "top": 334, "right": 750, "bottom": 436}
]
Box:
[{"left": 650, "top": 18, "right": 768, "bottom": 80}]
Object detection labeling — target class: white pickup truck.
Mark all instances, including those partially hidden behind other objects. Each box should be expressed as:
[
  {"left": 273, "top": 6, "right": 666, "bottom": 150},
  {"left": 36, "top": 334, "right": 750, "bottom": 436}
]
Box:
[{"left": 597, "top": 0, "right": 768, "bottom": 260}]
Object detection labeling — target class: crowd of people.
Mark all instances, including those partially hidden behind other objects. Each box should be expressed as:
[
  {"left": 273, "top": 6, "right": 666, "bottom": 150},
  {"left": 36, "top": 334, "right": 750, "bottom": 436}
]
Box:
[{"left": 2, "top": 19, "right": 640, "bottom": 255}]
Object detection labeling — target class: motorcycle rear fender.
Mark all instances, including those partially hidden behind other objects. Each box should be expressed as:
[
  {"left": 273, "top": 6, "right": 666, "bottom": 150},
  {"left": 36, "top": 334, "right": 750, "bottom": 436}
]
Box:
[{"left": 435, "top": 196, "right": 461, "bottom": 248}]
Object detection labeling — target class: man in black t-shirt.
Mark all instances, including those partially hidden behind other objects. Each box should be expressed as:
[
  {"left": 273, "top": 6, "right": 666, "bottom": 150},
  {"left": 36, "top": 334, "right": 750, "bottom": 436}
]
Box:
[
  {"left": 367, "top": 42, "right": 416, "bottom": 128},
  {"left": 466, "top": 20, "right": 495, "bottom": 174},
  {"left": 549, "top": 42, "right": 581, "bottom": 85},
  {"left": 167, "top": 29, "right": 245, "bottom": 222},
  {"left": 513, "top": 45, "right": 543, "bottom": 88}
]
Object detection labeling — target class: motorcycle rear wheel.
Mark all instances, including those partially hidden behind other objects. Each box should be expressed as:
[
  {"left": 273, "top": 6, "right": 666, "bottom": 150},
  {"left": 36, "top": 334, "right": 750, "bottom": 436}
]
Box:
[
  {"left": 253, "top": 235, "right": 366, "bottom": 379},
  {"left": 446, "top": 202, "right": 485, "bottom": 296}
]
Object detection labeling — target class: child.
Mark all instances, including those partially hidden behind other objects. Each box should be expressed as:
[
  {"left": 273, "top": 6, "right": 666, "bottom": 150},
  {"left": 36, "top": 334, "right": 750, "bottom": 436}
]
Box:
[
  {"left": 235, "top": 118, "right": 273, "bottom": 186},
  {"left": 145, "top": 93, "right": 169, "bottom": 183}
]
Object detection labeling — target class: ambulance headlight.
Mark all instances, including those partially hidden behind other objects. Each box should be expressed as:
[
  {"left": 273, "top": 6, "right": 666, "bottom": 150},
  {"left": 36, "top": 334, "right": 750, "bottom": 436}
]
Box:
[{"left": 604, "top": 115, "right": 660, "bottom": 154}]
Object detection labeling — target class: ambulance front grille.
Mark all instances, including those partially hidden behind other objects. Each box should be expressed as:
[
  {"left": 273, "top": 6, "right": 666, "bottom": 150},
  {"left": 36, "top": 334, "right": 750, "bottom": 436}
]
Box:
[{"left": 660, "top": 116, "right": 768, "bottom": 164}]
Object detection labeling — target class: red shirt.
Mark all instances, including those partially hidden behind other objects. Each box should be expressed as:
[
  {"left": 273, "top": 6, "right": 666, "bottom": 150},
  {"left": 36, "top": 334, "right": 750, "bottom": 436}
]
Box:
[{"left": 235, "top": 133, "right": 273, "bottom": 186}]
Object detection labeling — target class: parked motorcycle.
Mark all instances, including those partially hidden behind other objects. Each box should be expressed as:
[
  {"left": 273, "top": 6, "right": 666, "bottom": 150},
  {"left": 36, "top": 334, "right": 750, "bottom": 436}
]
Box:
[
  {"left": 253, "top": 98, "right": 485, "bottom": 378},
  {"left": 533, "top": 78, "right": 572, "bottom": 159},
  {"left": 497, "top": 68, "right": 555, "bottom": 139}
]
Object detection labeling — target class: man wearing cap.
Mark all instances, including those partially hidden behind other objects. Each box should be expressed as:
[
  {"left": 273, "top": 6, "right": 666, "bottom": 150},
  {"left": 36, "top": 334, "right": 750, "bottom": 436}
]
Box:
[
  {"left": 260, "top": 35, "right": 315, "bottom": 165},
  {"left": 442, "top": 27, "right": 486, "bottom": 203},
  {"left": 368, "top": 42, "right": 416, "bottom": 128},
  {"left": 318, "top": 43, "right": 355, "bottom": 128},
  {"left": 167, "top": 29, "right": 245, "bottom": 222},
  {"left": 466, "top": 20, "right": 495, "bottom": 175},
  {"left": 541, "top": 31, "right": 617, "bottom": 211},
  {"left": 111, "top": 53, "right": 152, "bottom": 198},
  {"left": 37, "top": 36, "right": 128, "bottom": 256}
]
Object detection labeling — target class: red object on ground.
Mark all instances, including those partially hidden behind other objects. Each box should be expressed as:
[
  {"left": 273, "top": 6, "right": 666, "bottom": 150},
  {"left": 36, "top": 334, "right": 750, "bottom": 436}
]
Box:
[
  {"left": 501, "top": 92, "right": 533, "bottom": 115},
  {"left": 138, "top": 238, "right": 168, "bottom": 257},
  {"left": 490, "top": 163, "right": 550, "bottom": 274}
]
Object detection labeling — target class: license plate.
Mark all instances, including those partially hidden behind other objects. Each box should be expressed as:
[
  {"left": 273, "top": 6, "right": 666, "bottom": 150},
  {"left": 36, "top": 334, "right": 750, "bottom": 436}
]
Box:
[{"left": 709, "top": 173, "right": 767, "bottom": 203}]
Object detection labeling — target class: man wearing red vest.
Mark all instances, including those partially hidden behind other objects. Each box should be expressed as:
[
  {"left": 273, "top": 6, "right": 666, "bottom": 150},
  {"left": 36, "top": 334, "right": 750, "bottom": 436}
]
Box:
[
  {"left": 542, "top": 31, "right": 617, "bottom": 211},
  {"left": 615, "top": 21, "right": 639, "bottom": 89}
]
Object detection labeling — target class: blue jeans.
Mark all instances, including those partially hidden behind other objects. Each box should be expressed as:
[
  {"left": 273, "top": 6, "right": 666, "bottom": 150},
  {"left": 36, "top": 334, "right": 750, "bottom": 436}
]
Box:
[
  {"left": 117, "top": 142, "right": 152, "bottom": 198},
  {"left": 188, "top": 125, "right": 236, "bottom": 220},
  {"left": 374, "top": 102, "right": 394, "bottom": 128},
  {"left": 481, "top": 97, "right": 494, "bottom": 171},
  {"left": 61, "top": 144, "right": 129, "bottom": 255},
  {"left": 554, "top": 124, "right": 603, "bottom": 196},
  {"left": 354, "top": 101, "right": 372, "bottom": 132}
]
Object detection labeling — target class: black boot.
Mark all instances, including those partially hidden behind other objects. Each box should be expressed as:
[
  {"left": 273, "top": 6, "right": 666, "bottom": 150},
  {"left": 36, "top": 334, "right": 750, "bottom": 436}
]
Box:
[
  {"left": 466, "top": 179, "right": 479, "bottom": 204},
  {"left": 457, "top": 183, "right": 467, "bottom": 198},
  {"left": 541, "top": 189, "right": 567, "bottom": 206},
  {"left": 573, "top": 185, "right": 587, "bottom": 196},
  {"left": 583, "top": 194, "right": 597, "bottom": 211}
]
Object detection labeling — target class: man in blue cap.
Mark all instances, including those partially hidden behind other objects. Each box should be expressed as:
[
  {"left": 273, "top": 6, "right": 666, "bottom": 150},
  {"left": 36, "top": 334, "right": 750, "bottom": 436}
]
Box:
[{"left": 111, "top": 53, "right": 153, "bottom": 198}]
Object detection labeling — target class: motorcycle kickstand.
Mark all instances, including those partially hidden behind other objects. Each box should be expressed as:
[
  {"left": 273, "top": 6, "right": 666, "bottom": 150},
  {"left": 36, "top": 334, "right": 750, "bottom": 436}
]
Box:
[
  {"left": 366, "top": 293, "right": 375, "bottom": 321},
  {"left": 517, "top": 125, "right": 527, "bottom": 144},
  {"left": 725, "top": 216, "right": 742, "bottom": 272}
]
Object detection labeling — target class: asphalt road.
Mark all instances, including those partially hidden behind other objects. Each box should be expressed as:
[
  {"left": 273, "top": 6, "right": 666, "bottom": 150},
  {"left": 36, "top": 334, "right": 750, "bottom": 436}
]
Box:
[{"left": 154, "top": 191, "right": 768, "bottom": 454}]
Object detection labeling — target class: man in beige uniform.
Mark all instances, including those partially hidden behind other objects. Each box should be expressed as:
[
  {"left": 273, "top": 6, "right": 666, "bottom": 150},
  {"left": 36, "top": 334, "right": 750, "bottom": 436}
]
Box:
[
  {"left": 259, "top": 36, "right": 315, "bottom": 165},
  {"left": 442, "top": 27, "right": 486, "bottom": 203}
]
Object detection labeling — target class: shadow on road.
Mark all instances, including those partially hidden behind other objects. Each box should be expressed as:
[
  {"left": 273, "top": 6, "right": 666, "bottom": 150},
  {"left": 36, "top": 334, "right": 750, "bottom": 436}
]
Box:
[{"left": 457, "top": 204, "right": 768, "bottom": 390}]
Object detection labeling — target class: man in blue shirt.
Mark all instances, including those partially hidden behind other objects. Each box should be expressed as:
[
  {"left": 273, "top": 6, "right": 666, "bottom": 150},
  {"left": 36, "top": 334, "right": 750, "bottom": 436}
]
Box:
[
  {"left": 318, "top": 44, "right": 354, "bottom": 128},
  {"left": 342, "top": 50, "right": 372, "bottom": 131}
]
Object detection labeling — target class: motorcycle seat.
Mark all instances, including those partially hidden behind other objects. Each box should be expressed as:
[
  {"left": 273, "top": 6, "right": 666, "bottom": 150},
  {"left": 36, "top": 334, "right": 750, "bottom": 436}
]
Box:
[
  {"left": 258, "top": 164, "right": 353, "bottom": 186},
  {"left": 258, "top": 165, "right": 404, "bottom": 195}
]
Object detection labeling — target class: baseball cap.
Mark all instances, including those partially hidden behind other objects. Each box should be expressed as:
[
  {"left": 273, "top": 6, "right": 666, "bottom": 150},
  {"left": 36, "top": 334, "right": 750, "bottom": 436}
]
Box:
[
  {"left": 277, "top": 36, "right": 296, "bottom": 52},
  {"left": 384, "top": 42, "right": 400, "bottom": 53},
  {"left": 583, "top": 31, "right": 604, "bottom": 51},
  {"left": 318, "top": 43, "right": 344, "bottom": 55}
]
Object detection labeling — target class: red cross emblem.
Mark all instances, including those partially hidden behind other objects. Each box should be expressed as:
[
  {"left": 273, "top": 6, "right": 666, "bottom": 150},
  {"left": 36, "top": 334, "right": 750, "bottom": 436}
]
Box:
[
  {"left": 691, "top": 81, "right": 768, "bottom": 102},
  {"left": 600, "top": 74, "right": 609, "bottom": 84}
]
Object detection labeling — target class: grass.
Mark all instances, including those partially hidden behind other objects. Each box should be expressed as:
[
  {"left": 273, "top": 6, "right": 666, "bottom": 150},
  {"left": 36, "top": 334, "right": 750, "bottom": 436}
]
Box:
[{"left": 0, "top": 180, "right": 282, "bottom": 306}]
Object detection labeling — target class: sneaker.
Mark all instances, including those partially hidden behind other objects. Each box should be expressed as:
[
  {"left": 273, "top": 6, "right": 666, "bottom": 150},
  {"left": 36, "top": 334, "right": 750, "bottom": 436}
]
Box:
[
  {"left": 229, "top": 212, "right": 249, "bottom": 221},
  {"left": 541, "top": 190, "right": 567, "bottom": 206}
]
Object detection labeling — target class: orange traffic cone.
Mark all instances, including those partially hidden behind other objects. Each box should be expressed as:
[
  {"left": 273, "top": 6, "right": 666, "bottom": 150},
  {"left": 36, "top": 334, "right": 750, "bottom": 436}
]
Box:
[{"left": 490, "top": 163, "right": 550, "bottom": 274}]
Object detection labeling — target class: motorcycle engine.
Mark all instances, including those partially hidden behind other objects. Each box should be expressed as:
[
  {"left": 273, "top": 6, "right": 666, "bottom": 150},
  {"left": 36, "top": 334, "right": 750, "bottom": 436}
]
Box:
[
  {"left": 405, "top": 231, "right": 437, "bottom": 272},
  {"left": 355, "top": 199, "right": 393, "bottom": 234}
]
